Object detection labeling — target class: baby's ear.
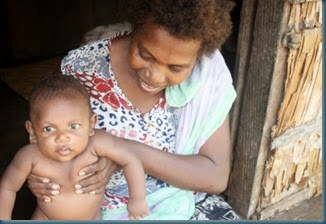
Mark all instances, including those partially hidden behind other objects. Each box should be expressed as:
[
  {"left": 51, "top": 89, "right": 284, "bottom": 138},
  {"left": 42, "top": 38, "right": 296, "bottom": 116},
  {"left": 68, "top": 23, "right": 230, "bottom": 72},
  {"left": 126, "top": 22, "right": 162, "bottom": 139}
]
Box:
[
  {"left": 90, "top": 113, "right": 98, "bottom": 129},
  {"left": 25, "top": 120, "right": 37, "bottom": 144},
  {"left": 89, "top": 113, "right": 98, "bottom": 136}
]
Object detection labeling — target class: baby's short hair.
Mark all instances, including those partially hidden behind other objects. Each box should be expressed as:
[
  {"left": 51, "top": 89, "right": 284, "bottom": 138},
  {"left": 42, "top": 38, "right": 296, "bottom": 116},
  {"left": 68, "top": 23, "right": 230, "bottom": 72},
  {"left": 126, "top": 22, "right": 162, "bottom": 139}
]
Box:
[{"left": 29, "top": 74, "right": 92, "bottom": 119}]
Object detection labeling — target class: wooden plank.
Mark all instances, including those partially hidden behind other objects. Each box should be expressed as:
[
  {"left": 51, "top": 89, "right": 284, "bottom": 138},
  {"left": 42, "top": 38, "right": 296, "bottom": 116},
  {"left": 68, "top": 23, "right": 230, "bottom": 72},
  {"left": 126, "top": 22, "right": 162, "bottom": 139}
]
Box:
[
  {"left": 255, "top": 188, "right": 311, "bottom": 220},
  {"left": 271, "top": 119, "right": 321, "bottom": 149},
  {"left": 258, "top": 131, "right": 322, "bottom": 211},
  {"left": 289, "top": 0, "right": 320, "bottom": 4},
  {"left": 266, "top": 194, "right": 322, "bottom": 220},
  {"left": 274, "top": 28, "right": 322, "bottom": 136},
  {"left": 246, "top": 1, "right": 292, "bottom": 217},
  {"left": 230, "top": 0, "right": 258, "bottom": 148},
  {"left": 227, "top": 0, "right": 288, "bottom": 218}
]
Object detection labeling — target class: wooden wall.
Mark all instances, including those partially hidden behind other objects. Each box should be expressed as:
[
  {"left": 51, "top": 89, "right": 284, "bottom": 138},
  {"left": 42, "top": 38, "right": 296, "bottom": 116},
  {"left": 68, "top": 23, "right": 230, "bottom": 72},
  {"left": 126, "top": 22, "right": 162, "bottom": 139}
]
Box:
[
  {"left": 228, "top": 0, "right": 322, "bottom": 220},
  {"left": 256, "top": 0, "right": 322, "bottom": 219}
]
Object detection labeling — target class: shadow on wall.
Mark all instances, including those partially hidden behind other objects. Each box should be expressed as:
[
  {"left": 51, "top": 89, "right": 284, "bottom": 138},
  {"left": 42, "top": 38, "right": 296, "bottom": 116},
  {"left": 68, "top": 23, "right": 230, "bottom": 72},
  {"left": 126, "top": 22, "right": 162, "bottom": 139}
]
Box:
[{"left": 0, "top": 81, "right": 35, "bottom": 219}]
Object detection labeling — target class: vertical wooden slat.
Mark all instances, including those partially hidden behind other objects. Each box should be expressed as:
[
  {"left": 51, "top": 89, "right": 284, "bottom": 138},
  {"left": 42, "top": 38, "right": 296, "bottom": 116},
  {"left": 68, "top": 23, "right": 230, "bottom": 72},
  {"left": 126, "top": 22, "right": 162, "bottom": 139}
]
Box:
[
  {"left": 230, "top": 0, "right": 258, "bottom": 148},
  {"left": 228, "top": 0, "right": 287, "bottom": 218}
]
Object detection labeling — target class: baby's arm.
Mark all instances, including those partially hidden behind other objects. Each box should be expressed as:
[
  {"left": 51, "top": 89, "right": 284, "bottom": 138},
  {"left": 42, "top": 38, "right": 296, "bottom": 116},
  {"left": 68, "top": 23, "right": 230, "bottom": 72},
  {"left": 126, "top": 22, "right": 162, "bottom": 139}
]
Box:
[
  {"left": 120, "top": 154, "right": 149, "bottom": 220},
  {"left": 0, "top": 146, "right": 34, "bottom": 219},
  {"left": 90, "top": 130, "right": 149, "bottom": 220}
]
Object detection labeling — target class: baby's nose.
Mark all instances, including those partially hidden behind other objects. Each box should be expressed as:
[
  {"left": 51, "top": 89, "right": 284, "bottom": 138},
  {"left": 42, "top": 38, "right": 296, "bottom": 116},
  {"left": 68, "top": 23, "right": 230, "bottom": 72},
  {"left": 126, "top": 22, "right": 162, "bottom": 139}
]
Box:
[{"left": 55, "top": 131, "right": 70, "bottom": 143}]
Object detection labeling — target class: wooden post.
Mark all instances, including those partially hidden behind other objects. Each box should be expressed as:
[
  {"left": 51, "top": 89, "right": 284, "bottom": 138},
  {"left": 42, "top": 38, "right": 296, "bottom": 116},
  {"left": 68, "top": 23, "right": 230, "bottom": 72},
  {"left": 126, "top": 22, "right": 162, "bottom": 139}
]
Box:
[{"left": 228, "top": 0, "right": 289, "bottom": 218}]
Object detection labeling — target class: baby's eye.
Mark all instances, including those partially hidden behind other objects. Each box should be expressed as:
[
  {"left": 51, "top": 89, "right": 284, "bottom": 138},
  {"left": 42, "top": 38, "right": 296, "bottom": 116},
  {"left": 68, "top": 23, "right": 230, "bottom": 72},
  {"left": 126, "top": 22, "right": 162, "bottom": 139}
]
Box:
[
  {"left": 70, "top": 124, "right": 80, "bottom": 129},
  {"left": 43, "top": 126, "right": 55, "bottom": 133}
]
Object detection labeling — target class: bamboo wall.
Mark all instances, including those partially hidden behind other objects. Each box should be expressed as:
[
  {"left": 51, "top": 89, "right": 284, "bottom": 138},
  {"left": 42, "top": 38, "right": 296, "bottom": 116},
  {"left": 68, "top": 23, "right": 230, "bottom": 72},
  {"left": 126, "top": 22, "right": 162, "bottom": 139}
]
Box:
[{"left": 257, "top": 0, "right": 322, "bottom": 215}]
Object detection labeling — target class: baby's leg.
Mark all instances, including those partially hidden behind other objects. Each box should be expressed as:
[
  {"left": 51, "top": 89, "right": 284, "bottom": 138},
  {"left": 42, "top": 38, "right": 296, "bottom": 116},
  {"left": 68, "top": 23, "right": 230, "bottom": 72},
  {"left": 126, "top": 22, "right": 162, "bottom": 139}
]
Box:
[{"left": 31, "top": 206, "right": 48, "bottom": 220}]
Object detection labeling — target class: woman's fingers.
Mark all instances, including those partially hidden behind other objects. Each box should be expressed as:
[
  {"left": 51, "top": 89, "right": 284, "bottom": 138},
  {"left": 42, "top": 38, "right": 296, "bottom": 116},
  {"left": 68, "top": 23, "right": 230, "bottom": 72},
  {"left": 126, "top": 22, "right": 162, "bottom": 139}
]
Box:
[
  {"left": 78, "top": 157, "right": 107, "bottom": 176},
  {"left": 27, "top": 173, "right": 51, "bottom": 184},
  {"left": 34, "top": 194, "right": 52, "bottom": 202},
  {"left": 27, "top": 174, "right": 60, "bottom": 201},
  {"left": 75, "top": 171, "right": 108, "bottom": 193},
  {"left": 76, "top": 158, "right": 119, "bottom": 193},
  {"left": 27, "top": 179, "right": 60, "bottom": 191}
]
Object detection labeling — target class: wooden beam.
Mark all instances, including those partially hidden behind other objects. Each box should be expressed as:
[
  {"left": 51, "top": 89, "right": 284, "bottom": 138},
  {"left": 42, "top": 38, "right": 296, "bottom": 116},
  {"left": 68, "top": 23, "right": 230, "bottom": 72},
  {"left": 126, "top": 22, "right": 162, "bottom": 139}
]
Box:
[
  {"left": 254, "top": 188, "right": 311, "bottom": 220},
  {"left": 227, "top": 0, "right": 289, "bottom": 218},
  {"left": 289, "top": 0, "right": 320, "bottom": 4},
  {"left": 271, "top": 119, "right": 322, "bottom": 149}
]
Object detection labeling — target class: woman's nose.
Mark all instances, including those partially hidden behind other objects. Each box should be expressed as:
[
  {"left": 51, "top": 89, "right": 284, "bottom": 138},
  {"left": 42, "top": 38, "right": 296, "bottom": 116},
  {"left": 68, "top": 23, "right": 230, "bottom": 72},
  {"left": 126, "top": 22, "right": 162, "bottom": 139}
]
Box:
[{"left": 146, "top": 66, "right": 165, "bottom": 84}]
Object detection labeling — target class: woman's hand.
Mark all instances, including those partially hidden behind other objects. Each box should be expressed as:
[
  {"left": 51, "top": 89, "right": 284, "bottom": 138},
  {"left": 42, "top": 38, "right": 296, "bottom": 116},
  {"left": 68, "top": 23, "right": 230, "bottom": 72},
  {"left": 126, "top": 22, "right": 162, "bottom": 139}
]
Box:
[
  {"left": 27, "top": 174, "right": 60, "bottom": 202},
  {"left": 74, "top": 157, "right": 119, "bottom": 194}
]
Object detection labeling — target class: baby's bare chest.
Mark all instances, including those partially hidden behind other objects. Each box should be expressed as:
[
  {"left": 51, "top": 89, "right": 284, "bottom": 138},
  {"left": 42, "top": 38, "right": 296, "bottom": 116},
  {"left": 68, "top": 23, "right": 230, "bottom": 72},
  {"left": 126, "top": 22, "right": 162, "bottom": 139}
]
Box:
[{"left": 31, "top": 151, "right": 98, "bottom": 191}]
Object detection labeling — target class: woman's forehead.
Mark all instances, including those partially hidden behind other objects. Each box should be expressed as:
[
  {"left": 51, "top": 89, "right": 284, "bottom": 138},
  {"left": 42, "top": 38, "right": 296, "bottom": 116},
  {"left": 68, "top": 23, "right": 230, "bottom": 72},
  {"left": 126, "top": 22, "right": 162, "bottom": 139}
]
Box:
[{"left": 135, "top": 22, "right": 201, "bottom": 64}]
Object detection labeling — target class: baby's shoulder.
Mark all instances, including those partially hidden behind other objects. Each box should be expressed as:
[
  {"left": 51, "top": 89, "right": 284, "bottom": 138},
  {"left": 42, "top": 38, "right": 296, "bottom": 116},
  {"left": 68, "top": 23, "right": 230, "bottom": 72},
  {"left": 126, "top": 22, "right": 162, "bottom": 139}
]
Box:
[
  {"left": 17, "top": 144, "right": 40, "bottom": 156},
  {"left": 10, "top": 144, "right": 41, "bottom": 166},
  {"left": 86, "top": 129, "right": 109, "bottom": 155}
]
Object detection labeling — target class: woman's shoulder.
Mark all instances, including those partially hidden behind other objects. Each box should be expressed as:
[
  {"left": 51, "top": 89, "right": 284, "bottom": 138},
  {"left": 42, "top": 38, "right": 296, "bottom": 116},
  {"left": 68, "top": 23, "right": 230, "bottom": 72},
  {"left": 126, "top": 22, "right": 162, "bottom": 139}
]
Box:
[
  {"left": 200, "top": 49, "right": 233, "bottom": 85},
  {"left": 61, "top": 39, "right": 111, "bottom": 75},
  {"left": 68, "top": 39, "right": 110, "bottom": 57}
]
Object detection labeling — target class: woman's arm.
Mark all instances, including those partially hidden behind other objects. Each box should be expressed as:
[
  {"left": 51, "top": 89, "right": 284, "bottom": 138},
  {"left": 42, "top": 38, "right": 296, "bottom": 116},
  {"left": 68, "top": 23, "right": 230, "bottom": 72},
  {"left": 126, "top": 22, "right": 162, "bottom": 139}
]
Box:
[{"left": 119, "top": 115, "right": 231, "bottom": 195}]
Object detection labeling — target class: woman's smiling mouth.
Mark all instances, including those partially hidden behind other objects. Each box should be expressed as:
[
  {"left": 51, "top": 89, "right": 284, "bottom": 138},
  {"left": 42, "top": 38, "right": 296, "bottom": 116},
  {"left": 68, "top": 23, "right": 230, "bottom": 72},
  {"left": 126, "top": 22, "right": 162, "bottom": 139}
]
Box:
[{"left": 139, "top": 78, "right": 161, "bottom": 94}]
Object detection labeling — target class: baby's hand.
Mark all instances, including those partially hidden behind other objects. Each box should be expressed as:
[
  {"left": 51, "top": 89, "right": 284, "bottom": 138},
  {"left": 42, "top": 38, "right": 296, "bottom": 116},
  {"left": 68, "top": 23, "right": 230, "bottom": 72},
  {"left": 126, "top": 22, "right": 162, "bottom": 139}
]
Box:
[{"left": 127, "top": 198, "right": 150, "bottom": 220}]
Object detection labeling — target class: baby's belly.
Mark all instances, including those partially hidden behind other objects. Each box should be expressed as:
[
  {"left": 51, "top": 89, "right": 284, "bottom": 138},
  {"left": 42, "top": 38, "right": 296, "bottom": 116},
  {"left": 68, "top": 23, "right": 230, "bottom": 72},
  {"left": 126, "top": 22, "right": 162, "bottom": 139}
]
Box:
[{"left": 37, "top": 192, "right": 103, "bottom": 220}]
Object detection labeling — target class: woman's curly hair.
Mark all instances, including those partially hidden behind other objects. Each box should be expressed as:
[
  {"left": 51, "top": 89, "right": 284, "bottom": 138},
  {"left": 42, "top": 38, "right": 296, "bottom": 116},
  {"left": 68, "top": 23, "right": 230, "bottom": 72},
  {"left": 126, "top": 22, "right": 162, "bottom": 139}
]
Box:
[{"left": 127, "top": 0, "right": 235, "bottom": 56}]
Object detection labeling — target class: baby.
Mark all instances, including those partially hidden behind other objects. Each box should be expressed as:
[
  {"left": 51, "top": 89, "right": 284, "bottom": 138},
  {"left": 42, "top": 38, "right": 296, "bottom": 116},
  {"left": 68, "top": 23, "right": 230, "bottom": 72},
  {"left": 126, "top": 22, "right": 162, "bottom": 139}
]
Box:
[{"left": 0, "top": 75, "right": 149, "bottom": 220}]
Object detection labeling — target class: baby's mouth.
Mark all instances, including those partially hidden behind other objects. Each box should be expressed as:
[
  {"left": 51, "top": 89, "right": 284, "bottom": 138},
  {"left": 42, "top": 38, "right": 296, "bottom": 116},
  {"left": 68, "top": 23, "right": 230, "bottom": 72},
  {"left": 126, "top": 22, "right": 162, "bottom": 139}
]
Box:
[{"left": 57, "top": 146, "right": 71, "bottom": 156}]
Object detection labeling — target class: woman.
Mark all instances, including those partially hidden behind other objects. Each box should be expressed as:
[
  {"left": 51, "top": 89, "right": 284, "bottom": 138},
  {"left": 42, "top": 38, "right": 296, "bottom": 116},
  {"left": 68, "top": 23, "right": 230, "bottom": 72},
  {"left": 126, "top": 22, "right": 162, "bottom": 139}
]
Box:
[{"left": 28, "top": 0, "right": 239, "bottom": 220}]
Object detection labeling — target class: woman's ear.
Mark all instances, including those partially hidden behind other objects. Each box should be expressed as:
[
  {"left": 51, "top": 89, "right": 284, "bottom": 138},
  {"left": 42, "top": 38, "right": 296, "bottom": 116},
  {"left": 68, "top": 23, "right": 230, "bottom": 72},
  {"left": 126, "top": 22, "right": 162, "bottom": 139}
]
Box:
[
  {"left": 89, "top": 113, "right": 98, "bottom": 136},
  {"left": 25, "top": 120, "right": 37, "bottom": 144}
]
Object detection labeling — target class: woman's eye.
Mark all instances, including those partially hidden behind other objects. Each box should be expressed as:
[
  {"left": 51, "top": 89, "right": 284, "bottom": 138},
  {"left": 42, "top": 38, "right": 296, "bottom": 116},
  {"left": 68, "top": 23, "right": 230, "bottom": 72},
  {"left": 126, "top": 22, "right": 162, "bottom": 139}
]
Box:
[
  {"left": 169, "top": 66, "right": 183, "bottom": 73},
  {"left": 70, "top": 124, "right": 80, "bottom": 129},
  {"left": 43, "top": 126, "right": 55, "bottom": 133},
  {"left": 139, "top": 50, "right": 152, "bottom": 61}
]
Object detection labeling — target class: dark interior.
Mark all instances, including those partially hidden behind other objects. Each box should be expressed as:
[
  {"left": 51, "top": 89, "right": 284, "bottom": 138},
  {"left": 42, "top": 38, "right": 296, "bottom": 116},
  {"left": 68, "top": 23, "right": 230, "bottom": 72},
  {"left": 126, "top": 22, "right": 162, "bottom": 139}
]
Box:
[{"left": 0, "top": 0, "right": 241, "bottom": 219}]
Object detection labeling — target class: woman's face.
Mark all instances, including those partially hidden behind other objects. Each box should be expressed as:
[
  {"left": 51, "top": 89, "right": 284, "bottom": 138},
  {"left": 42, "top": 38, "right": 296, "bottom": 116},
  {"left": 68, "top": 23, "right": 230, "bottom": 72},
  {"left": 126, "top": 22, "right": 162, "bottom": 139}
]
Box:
[{"left": 128, "top": 22, "right": 201, "bottom": 96}]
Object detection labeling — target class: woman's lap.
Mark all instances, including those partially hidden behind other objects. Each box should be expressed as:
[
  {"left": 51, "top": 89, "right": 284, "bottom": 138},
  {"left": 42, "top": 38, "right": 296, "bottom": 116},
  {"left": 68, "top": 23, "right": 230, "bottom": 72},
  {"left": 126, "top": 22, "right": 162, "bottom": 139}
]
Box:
[{"left": 191, "top": 194, "right": 240, "bottom": 220}]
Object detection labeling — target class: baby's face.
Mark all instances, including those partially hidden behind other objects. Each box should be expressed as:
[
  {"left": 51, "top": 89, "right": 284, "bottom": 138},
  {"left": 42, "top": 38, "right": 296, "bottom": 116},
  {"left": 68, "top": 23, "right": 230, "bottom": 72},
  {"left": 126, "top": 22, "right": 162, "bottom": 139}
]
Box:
[{"left": 30, "top": 97, "right": 95, "bottom": 162}]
